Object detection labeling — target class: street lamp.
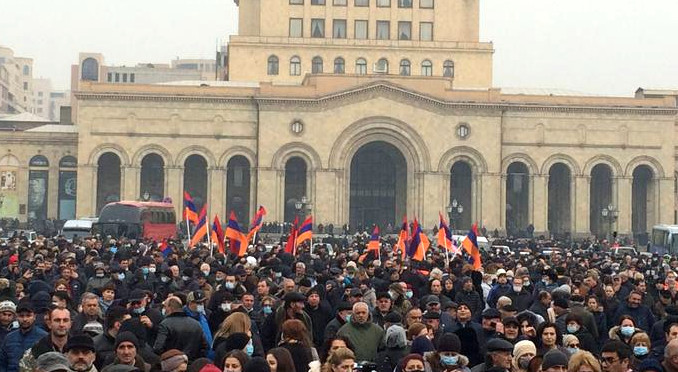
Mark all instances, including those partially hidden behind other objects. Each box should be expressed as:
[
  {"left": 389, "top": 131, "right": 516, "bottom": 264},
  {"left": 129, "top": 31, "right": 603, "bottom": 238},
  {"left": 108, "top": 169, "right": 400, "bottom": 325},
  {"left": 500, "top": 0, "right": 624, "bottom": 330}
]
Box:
[
  {"left": 601, "top": 203, "right": 619, "bottom": 242},
  {"left": 447, "top": 198, "right": 464, "bottom": 232}
]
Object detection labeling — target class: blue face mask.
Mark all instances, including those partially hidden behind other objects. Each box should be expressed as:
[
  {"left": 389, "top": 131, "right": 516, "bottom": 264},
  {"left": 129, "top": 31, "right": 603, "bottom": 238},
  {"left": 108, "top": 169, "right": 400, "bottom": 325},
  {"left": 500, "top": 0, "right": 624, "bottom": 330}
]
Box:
[
  {"left": 406, "top": 290, "right": 413, "bottom": 299},
  {"left": 262, "top": 306, "right": 272, "bottom": 315},
  {"left": 567, "top": 347, "right": 579, "bottom": 355},
  {"left": 567, "top": 324, "right": 580, "bottom": 334},
  {"left": 621, "top": 326, "right": 635, "bottom": 337},
  {"left": 225, "top": 282, "right": 235, "bottom": 290},
  {"left": 142, "top": 267, "right": 149, "bottom": 275},
  {"left": 634, "top": 346, "right": 649, "bottom": 356},
  {"left": 440, "top": 355, "right": 459, "bottom": 366},
  {"left": 110, "top": 247, "right": 118, "bottom": 254},
  {"left": 196, "top": 305, "right": 205, "bottom": 314},
  {"left": 345, "top": 314, "right": 352, "bottom": 323},
  {"left": 133, "top": 306, "right": 145, "bottom": 315},
  {"left": 117, "top": 273, "right": 125, "bottom": 281},
  {"left": 245, "top": 341, "right": 254, "bottom": 356}
]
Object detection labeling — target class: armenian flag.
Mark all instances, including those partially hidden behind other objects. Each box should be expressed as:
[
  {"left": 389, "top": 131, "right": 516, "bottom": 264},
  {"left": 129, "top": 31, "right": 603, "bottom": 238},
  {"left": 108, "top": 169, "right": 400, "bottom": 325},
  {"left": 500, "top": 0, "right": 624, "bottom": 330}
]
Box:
[
  {"left": 189, "top": 205, "right": 208, "bottom": 247},
  {"left": 437, "top": 213, "right": 455, "bottom": 252},
  {"left": 183, "top": 191, "right": 198, "bottom": 225},
  {"left": 295, "top": 216, "right": 313, "bottom": 246},
  {"left": 246, "top": 206, "right": 267, "bottom": 243},
  {"left": 461, "top": 223, "right": 482, "bottom": 269},
  {"left": 225, "top": 211, "right": 249, "bottom": 257},
  {"left": 284, "top": 217, "right": 299, "bottom": 255},
  {"left": 159, "top": 239, "right": 172, "bottom": 257},
  {"left": 396, "top": 216, "right": 409, "bottom": 260},
  {"left": 211, "top": 215, "right": 226, "bottom": 254},
  {"left": 409, "top": 218, "right": 430, "bottom": 261},
  {"left": 359, "top": 225, "right": 381, "bottom": 263}
]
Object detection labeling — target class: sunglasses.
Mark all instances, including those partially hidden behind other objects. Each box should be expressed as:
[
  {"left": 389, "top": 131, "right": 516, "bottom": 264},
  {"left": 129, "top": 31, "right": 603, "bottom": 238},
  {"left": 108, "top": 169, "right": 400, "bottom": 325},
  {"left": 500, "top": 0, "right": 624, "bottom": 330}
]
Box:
[{"left": 568, "top": 343, "right": 580, "bottom": 348}]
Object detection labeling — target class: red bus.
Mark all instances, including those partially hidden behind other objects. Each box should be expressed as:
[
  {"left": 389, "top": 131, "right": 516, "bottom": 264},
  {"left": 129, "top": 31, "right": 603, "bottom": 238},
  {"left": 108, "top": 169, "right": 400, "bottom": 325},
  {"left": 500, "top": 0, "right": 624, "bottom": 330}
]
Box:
[{"left": 93, "top": 201, "right": 177, "bottom": 241}]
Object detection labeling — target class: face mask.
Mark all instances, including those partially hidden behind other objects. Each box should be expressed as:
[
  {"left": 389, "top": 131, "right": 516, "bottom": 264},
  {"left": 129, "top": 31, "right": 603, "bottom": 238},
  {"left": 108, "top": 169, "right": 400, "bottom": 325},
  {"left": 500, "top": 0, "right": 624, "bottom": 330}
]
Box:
[
  {"left": 567, "top": 347, "right": 579, "bottom": 354},
  {"left": 216, "top": 277, "right": 224, "bottom": 282},
  {"left": 133, "top": 307, "right": 145, "bottom": 315},
  {"left": 96, "top": 273, "right": 105, "bottom": 278},
  {"left": 621, "top": 326, "right": 635, "bottom": 337},
  {"left": 440, "top": 355, "right": 459, "bottom": 366},
  {"left": 161, "top": 308, "right": 166, "bottom": 317},
  {"left": 110, "top": 247, "right": 118, "bottom": 254},
  {"left": 245, "top": 340, "right": 254, "bottom": 356},
  {"left": 225, "top": 282, "right": 235, "bottom": 290},
  {"left": 117, "top": 273, "right": 125, "bottom": 281},
  {"left": 275, "top": 272, "right": 282, "bottom": 278},
  {"left": 161, "top": 276, "right": 170, "bottom": 283},
  {"left": 182, "top": 276, "right": 190, "bottom": 282},
  {"left": 196, "top": 305, "right": 205, "bottom": 314},
  {"left": 262, "top": 306, "right": 272, "bottom": 315},
  {"left": 523, "top": 280, "right": 530, "bottom": 287},
  {"left": 149, "top": 267, "right": 156, "bottom": 273},
  {"left": 221, "top": 303, "right": 232, "bottom": 312},
  {"left": 345, "top": 314, "right": 352, "bottom": 323},
  {"left": 519, "top": 357, "right": 531, "bottom": 369},
  {"left": 406, "top": 290, "right": 413, "bottom": 299},
  {"left": 567, "top": 324, "right": 580, "bottom": 334},
  {"left": 513, "top": 286, "right": 523, "bottom": 292},
  {"left": 142, "top": 267, "right": 149, "bottom": 275},
  {"left": 634, "top": 346, "right": 649, "bottom": 356},
  {"left": 202, "top": 271, "right": 210, "bottom": 277}
]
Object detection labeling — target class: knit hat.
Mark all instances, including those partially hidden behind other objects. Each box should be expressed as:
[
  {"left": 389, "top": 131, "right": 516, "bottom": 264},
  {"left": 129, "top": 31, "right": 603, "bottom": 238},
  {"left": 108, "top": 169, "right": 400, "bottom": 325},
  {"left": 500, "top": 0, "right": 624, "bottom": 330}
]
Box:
[
  {"left": 36, "top": 352, "right": 70, "bottom": 372},
  {"left": 562, "top": 334, "right": 579, "bottom": 348},
  {"left": 114, "top": 331, "right": 139, "bottom": 350},
  {"left": 542, "top": 349, "right": 568, "bottom": 370},
  {"left": 513, "top": 340, "right": 536, "bottom": 358},
  {"left": 0, "top": 300, "right": 16, "bottom": 314},
  {"left": 411, "top": 335, "right": 435, "bottom": 355},
  {"left": 198, "top": 364, "right": 222, "bottom": 372},
  {"left": 385, "top": 325, "right": 407, "bottom": 349},
  {"left": 223, "top": 332, "right": 250, "bottom": 351},
  {"left": 160, "top": 349, "right": 188, "bottom": 372},
  {"left": 437, "top": 333, "right": 461, "bottom": 353},
  {"left": 243, "top": 357, "right": 271, "bottom": 372},
  {"left": 65, "top": 334, "right": 96, "bottom": 352}
]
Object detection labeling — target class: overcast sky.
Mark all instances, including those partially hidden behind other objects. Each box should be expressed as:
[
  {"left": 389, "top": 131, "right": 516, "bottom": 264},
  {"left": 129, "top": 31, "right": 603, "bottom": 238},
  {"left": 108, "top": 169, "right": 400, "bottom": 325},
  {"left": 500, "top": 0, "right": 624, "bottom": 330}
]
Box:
[{"left": 1, "top": 0, "right": 675, "bottom": 96}]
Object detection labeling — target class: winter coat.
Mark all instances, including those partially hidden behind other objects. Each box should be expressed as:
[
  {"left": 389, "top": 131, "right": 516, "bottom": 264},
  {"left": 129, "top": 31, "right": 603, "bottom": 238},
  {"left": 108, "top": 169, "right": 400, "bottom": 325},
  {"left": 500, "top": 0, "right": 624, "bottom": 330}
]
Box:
[
  {"left": 152, "top": 312, "right": 207, "bottom": 360},
  {"left": 425, "top": 351, "right": 471, "bottom": 372},
  {"left": 337, "top": 319, "right": 385, "bottom": 362},
  {"left": 454, "top": 290, "right": 484, "bottom": 321},
  {"left": 0, "top": 326, "right": 47, "bottom": 372},
  {"left": 306, "top": 301, "right": 333, "bottom": 347}
]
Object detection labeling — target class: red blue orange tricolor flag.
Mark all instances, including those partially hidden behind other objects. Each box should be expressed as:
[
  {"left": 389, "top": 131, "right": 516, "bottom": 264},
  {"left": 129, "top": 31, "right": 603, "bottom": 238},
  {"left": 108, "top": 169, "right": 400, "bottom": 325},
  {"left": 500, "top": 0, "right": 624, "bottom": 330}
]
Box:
[
  {"left": 211, "top": 215, "right": 225, "bottom": 254},
  {"left": 189, "top": 205, "right": 208, "bottom": 247},
  {"left": 225, "top": 211, "right": 249, "bottom": 257},
  {"left": 295, "top": 216, "right": 313, "bottom": 246},
  {"left": 246, "top": 206, "right": 267, "bottom": 244},
  {"left": 359, "top": 226, "right": 381, "bottom": 264},
  {"left": 461, "top": 223, "right": 482, "bottom": 269},
  {"left": 183, "top": 191, "right": 198, "bottom": 225},
  {"left": 437, "top": 213, "right": 455, "bottom": 252},
  {"left": 284, "top": 217, "right": 299, "bottom": 255},
  {"left": 409, "top": 218, "right": 430, "bottom": 261},
  {"left": 396, "top": 216, "right": 409, "bottom": 260}
]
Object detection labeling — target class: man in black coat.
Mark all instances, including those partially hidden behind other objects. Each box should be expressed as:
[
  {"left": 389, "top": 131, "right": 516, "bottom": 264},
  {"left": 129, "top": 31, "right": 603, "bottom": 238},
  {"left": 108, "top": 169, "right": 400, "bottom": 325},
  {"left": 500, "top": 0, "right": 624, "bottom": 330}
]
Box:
[{"left": 152, "top": 296, "right": 207, "bottom": 360}]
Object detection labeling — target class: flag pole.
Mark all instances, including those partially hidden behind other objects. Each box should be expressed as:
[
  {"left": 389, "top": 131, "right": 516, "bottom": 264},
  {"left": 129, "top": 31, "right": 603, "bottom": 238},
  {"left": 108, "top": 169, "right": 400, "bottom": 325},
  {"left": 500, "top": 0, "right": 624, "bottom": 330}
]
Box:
[
  {"left": 206, "top": 214, "right": 212, "bottom": 255},
  {"left": 185, "top": 211, "right": 192, "bottom": 245}
]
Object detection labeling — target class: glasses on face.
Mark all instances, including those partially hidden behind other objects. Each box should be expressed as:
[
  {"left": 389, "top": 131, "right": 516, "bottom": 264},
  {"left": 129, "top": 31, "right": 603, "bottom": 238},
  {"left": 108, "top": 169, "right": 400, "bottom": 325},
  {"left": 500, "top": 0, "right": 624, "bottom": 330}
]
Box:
[{"left": 600, "top": 357, "right": 619, "bottom": 365}]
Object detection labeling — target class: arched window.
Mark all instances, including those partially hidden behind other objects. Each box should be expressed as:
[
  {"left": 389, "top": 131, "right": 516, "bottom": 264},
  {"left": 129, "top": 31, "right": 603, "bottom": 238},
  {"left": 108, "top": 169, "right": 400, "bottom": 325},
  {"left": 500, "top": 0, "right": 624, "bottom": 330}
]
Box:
[
  {"left": 399, "top": 59, "right": 411, "bottom": 76},
  {"left": 355, "top": 58, "right": 367, "bottom": 75},
  {"left": 29, "top": 155, "right": 49, "bottom": 167},
  {"left": 22, "top": 65, "right": 30, "bottom": 76},
  {"left": 267, "top": 55, "right": 279, "bottom": 75},
  {"left": 81, "top": 58, "right": 99, "bottom": 81},
  {"left": 334, "top": 57, "right": 345, "bottom": 74},
  {"left": 443, "top": 60, "right": 454, "bottom": 77},
  {"left": 376, "top": 58, "right": 389, "bottom": 74},
  {"left": 290, "top": 56, "right": 301, "bottom": 76},
  {"left": 312, "top": 56, "right": 323, "bottom": 74},
  {"left": 421, "top": 59, "right": 433, "bottom": 76}
]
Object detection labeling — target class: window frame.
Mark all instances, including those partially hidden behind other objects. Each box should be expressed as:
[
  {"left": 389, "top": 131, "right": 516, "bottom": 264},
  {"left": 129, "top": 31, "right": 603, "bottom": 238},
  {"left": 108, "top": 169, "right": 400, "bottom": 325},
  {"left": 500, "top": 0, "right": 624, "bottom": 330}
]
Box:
[
  {"left": 290, "top": 56, "right": 302, "bottom": 76},
  {"left": 312, "top": 56, "right": 324, "bottom": 74},
  {"left": 290, "top": 0, "right": 304, "bottom": 4},
  {"left": 333, "top": 0, "right": 347, "bottom": 5},
  {"left": 354, "top": 20, "right": 369, "bottom": 39},
  {"left": 289, "top": 18, "right": 303, "bottom": 37},
  {"left": 398, "top": 0, "right": 412, "bottom": 8},
  {"left": 443, "top": 60, "right": 454, "bottom": 77},
  {"left": 398, "top": 21, "right": 412, "bottom": 40},
  {"left": 334, "top": 57, "right": 346, "bottom": 74},
  {"left": 399, "top": 59, "right": 411, "bottom": 76},
  {"left": 377, "top": 0, "right": 390, "bottom": 6},
  {"left": 356, "top": 58, "right": 367, "bottom": 75},
  {"left": 268, "top": 55, "right": 280, "bottom": 76},
  {"left": 355, "top": 0, "right": 369, "bottom": 6},
  {"left": 421, "top": 59, "right": 433, "bottom": 76},
  {"left": 311, "top": 18, "right": 326, "bottom": 38},
  {"left": 311, "top": 0, "right": 326, "bottom": 4},
  {"left": 333, "top": 19, "right": 347, "bottom": 38},
  {"left": 376, "top": 58, "right": 389, "bottom": 73},
  {"left": 420, "top": 22, "right": 433, "bottom": 41},
  {"left": 420, "top": 0, "right": 433, "bottom": 8},
  {"left": 376, "top": 21, "right": 390, "bottom": 40}
]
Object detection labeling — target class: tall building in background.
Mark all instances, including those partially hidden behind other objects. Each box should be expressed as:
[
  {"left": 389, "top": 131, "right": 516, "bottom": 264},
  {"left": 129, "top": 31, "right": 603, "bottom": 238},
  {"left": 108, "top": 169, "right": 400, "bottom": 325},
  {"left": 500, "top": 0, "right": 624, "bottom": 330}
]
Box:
[{"left": 0, "top": 45, "right": 34, "bottom": 115}]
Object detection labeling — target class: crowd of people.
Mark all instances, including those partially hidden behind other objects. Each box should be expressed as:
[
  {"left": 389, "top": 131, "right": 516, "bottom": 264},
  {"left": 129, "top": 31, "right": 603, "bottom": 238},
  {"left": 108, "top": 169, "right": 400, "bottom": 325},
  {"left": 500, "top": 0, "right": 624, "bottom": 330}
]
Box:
[{"left": 0, "top": 230, "right": 676, "bottom": 372}]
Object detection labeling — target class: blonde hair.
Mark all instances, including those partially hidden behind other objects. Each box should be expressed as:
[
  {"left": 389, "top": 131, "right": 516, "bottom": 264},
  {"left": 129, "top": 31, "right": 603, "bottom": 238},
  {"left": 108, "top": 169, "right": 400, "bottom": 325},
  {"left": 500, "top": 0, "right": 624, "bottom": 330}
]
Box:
[
  {"left": 214, "top": 312, "right": 251, "bottom": 340},
  {"left": 321, "top": 347, "right": 355, "bottom": 372},
  {"left": 568, "top": 351, "right": 601, "bottom": 372},
  {"left": 630, "top": 332, "right": 651, "bottom": 347}
]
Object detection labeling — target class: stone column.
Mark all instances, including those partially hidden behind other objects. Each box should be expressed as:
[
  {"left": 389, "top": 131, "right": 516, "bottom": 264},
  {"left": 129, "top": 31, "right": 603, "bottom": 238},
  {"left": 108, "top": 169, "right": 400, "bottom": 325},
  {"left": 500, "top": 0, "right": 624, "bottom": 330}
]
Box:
[
  {"left": 208, "top": 167, "right": 225, "bottom": 218},
  {"left": 48, "top": 165, "right": 59, "bottom": 219},
  {"left": 532, "top": 174, "right": 548, "bottom": 234},
  {"left": 658, "top": 177, "right": 675, "bottom": 225},
  {"left": 122, "top": 165, "right": 138, "bottom": 201},
  {"left": 166, "top": 166, "right": 183, "bottom": 216},
  {"left": 76, "top": 164, "right": 96, "bottom": 218},
  {"left": 499, "top": 173, "right": 507, "bottom": 234},
  {"left": 616, "top": 176, "right": 632, "bottom": 237},
  {"left": 574, "top": 175, "right": 590, "bottom": 238}
]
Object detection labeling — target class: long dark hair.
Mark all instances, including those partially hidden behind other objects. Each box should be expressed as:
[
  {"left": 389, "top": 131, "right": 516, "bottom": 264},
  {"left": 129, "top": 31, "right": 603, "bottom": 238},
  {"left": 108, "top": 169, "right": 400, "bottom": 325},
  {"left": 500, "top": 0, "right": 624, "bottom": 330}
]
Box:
[
  {"left": 281, "top": 319, "right": 312, "bottom": 347},
  {"left": 267, "top": 348, "right": 296, "bottom": 372}
]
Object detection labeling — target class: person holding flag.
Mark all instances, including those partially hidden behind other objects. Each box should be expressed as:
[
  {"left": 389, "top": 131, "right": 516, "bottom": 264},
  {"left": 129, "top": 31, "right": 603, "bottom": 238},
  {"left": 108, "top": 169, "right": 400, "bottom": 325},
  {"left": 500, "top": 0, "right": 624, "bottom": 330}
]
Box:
[{"left": 437, "top": 213, "right": 457, "bottom": 267}]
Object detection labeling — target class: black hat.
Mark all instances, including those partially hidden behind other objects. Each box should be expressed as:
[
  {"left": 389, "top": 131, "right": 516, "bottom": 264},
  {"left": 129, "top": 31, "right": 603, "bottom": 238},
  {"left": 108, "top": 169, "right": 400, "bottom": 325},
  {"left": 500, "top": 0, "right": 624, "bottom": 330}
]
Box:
[
  {"left": 500, "top": 304, "right": 518, "bottom": 313},
  {"left": 553, "top": 297, "right": 569, "bottom": 309},
  {"left": 298, "top": 278, "right": 313, "bottom": 288},
  {"left": 486, "top": 338, "right": 514, "bottom": 352},
  {"left": 384, "top": 312, "right": 402, "bottom": 324},
  {"left": 128, "top": 289, "right": 146, "bottom": 302},
  {"left": 283, "top": 292, "right": 306, "bottom": 303},
  {"left": 16, "top": 301, "right": 34, "bottom": 314},
  {"left": 223, "top": 332, "right": 250, "bottom": 351},
  {"left": 443, "top": 301, "right": 458, "bottom": 310},
  {"left": 349, "top": 288, "right": 363, "bottom": 297},
  {"left": 437, "top": 333, "right": 461, "bottom": 353},
  {"left": 376, "top": 292, "right": 391, "bottom": 300},
  {"left": 243, "top": 357, "right": 271, "bottom": 372},
  {"left": 65, "top": 334, "right": 96, "bottom": 353},
  {"left": 337, "top": 302, "right": 353, "bottom": 312},
  {"left": 114, "top": 331, "right": 139, "bottom": 350},
  {"left": 423, "top": 311, "right": 440, "bottom": 320},
  {"left": 542, "top": 349, "right": 568, "bottom": 370},
  {"left": 187, "top": 290, "right": 207, "bottom": 303},
  {"left": 481, "top": 308, "right": 501, "bottom": 319},
  {"left": 424, "top": 295, "right": 440, "bottom": 306}
]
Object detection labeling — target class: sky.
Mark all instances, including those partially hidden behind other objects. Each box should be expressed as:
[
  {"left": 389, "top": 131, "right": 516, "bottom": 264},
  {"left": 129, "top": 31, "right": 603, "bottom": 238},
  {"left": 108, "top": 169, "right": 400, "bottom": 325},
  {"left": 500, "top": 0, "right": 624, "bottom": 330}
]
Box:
[{"left": 1, "top": 0, "right": 676, "bottom": 96}]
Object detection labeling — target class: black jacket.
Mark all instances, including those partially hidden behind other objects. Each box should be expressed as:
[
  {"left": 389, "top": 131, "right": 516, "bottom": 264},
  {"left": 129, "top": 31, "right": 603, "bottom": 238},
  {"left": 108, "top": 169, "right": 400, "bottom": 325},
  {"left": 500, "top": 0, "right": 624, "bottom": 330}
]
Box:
[
  {"left": 92, "top": 332, "right": 115, "bottom": 370},
  {"left": 152, "top": 312, "right": 207, "bottom": 360}
]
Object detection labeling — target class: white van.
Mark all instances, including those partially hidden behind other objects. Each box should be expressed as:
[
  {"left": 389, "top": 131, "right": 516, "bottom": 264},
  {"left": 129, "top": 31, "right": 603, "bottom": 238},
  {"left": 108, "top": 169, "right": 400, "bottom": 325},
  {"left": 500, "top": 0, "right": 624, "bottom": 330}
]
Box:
[
  {"left": 452, "top": 234, "right": 490, "bottom": 251},
  {"left": 61, "top": 219, "right": 94, "bottom": 242}
]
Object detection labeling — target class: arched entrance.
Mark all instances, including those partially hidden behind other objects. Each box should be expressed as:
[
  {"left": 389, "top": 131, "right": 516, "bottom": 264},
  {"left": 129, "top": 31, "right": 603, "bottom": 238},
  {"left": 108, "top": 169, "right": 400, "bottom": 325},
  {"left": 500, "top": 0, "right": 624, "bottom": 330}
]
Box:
[
  {"left": 58, "top": 156, "right": 77, "bottom": 220},
  {"left": 547, "top": 163, "right": 571, "bottom": 236},
  {"left": 349, "top": 141, "right": 406, "bottom": 230},
  {"left": 28, "top": 155, "right": 49, "bottom": 221},
  {"left": 590, "top": 163, "right": 613, "bottom": 237},
  {"left": 227, "top": 156, "right": 251, "bottom": 223},
  {"left": 96, "top": 152, "right": 121, "bottom": 213},
  {"left": 506, "top": 162, "right": 530, "bottom": 236},
  {"left": 284, "top": 157, "right": 307, "bottom": 222},
  {"left": 632, "top": 165, "right": 655, "bottom": 243},
  {"left": 183, "top": 155, "right": 207, "bottom": 210},
  {"left": 450, "top": 161, "right": 472, "bottom": 230},
  {"left": 140, "top": 154, "right": 164, "bottom": 201}
]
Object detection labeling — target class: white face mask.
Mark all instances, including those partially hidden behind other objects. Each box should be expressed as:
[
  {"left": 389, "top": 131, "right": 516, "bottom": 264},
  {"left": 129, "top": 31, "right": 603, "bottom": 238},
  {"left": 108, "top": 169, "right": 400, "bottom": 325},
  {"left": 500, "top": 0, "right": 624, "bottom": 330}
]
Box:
[{"left": 149, "top": 267, "right": 156, "bottom": 273}]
